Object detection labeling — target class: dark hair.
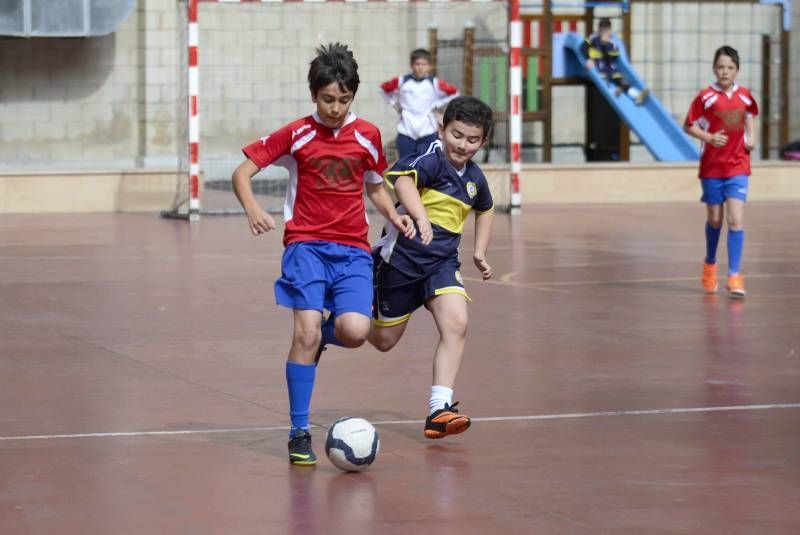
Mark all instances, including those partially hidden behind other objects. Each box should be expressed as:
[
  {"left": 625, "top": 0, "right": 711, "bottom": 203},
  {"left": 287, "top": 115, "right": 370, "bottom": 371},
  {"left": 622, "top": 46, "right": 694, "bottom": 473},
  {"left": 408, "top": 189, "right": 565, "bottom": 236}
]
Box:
[
  {"left": 713, "top": 45, "right": 740, "bottom": 70},
  {"left": 442, "top": 96, "right": 494, "bottom": 139},
  {"left": 308, "top": 42, "right": 360, "bottom": 96},
  {"left": 598, "top": 18, "right": 612, "bottom": 30},
  {"left": 410, "top": 48, "right": 432, "bottom": 64}
]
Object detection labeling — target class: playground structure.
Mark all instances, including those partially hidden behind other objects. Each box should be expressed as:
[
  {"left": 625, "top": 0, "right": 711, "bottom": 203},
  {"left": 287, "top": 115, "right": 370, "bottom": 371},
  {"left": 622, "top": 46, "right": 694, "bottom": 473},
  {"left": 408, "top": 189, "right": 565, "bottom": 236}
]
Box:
[{"left": 430, "top": 0, "right": 792, "bottom": 163}]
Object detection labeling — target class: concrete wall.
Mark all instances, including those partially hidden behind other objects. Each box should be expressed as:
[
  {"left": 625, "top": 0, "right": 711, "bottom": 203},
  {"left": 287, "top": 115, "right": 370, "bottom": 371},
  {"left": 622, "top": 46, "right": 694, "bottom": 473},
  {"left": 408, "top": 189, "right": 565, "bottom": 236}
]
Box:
[{"left": 0, "top": 0, "right": 797, "bottom": 209}]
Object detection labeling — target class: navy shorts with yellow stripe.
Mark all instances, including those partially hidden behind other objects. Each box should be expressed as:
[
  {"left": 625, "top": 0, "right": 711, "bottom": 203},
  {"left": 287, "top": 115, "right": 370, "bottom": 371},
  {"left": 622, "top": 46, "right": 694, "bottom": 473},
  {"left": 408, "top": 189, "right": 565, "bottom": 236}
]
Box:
[{"left": 372, "top": 256, "right": 469, "bottom": 327}]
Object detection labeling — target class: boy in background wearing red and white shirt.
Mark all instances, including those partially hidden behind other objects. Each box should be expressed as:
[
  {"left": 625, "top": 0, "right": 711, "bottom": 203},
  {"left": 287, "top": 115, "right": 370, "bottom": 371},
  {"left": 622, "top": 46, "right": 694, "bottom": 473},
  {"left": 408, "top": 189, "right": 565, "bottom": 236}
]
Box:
[
  {"left": 380, "top": 49, "right": 459, "bottom": 159},
  {"left": 684, "top": 45, "right": 758, "bottom": 298},
  {"left": 232, "top": 43, "right": 415, "bottom": 466}
]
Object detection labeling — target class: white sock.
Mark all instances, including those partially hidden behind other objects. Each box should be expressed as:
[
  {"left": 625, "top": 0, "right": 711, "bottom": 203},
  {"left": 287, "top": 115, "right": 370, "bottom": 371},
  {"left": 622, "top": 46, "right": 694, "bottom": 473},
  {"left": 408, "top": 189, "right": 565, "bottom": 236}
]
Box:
[
  {"left": 429, "top": 385, "right": 453, "bottom": 415},
  {"left": 627, "top": 87, "right": 641, "bottom": 99}
]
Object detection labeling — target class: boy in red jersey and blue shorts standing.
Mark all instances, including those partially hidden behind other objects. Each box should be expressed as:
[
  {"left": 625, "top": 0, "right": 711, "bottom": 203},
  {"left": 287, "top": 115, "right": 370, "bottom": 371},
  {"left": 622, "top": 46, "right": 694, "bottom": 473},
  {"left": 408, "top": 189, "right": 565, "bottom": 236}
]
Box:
[
  {"left": 684, "top": 45, "right": 758, "bottom": 298},
  {"left": 232, "top": 43, "right": 415, "bottom": 466}
]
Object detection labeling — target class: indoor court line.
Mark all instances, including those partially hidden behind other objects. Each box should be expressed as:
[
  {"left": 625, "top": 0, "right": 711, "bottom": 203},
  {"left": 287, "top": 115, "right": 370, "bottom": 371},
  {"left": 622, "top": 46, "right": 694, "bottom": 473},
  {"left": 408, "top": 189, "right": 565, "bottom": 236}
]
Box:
[
  {"left": 2, "top": 403, "right": 798, "bottom": 442},
  {"left": 471, "top": 272, "right": 800, "bottom": 289}
]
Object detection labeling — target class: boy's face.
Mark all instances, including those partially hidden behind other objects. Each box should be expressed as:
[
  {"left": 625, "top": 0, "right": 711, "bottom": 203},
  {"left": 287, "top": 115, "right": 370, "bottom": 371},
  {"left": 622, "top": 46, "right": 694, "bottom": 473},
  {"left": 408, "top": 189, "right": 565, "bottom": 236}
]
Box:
[
  {"left": 713, "top": 54, "right": 738, "bottom": 90},
  {"left": 439, "top": 120, "right": 486, "bottom": 169},
  {"left": 411, "top": 58, "right": 431, "bottom": 79},
  {"left": 599, "top": 27, "right": 612, "bottom": 41},
  {"left": 311, "top": 82, "right": 354, "bottom": 129}
]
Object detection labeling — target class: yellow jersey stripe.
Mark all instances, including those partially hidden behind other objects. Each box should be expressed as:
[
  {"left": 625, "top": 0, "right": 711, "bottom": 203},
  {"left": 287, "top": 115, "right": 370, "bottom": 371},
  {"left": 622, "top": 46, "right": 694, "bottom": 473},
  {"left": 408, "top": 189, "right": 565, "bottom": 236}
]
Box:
[
  {"left": 420, "top": 188, "right": 472, "bottom": 234},
  {"left": 384, "top": 169, "right": 418, "bottom": 189}
]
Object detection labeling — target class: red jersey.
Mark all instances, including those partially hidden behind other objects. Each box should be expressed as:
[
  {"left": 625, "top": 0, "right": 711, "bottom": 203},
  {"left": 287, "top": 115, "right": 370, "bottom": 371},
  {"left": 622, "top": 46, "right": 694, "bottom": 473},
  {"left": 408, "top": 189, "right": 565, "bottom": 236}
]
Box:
[
  {"left": 243, "top": 113, "right": 387, "bottom": 252},
  {"left": 684, "top": 83, "right": 758, "bottom": 178}
]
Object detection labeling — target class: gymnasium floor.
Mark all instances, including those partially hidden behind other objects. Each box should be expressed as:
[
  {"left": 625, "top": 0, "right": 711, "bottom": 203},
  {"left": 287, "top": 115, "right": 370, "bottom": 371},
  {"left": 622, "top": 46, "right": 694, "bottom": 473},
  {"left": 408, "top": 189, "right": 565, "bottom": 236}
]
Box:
[{"left": 1, "top": 203, "right": 799, "bottom": 534}]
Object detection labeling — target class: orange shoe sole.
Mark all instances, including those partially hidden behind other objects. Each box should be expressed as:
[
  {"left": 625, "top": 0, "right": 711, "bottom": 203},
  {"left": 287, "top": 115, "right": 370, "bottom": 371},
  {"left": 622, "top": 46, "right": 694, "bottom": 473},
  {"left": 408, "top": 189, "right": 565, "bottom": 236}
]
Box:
[{"left": 424, "top": 416, "right": 471, "bottom": 439}]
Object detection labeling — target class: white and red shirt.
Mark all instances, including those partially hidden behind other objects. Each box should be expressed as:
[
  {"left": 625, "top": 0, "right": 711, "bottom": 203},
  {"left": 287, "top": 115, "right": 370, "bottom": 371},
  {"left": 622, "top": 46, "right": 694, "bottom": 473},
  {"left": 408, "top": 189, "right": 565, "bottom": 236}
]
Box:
[
  {"left": 242, "top": 113, "right": 387, "bottom": 252},
  {"left": 684, "top": 83, "right": 759, "bottom": 178},
  {"left": 380, "top": 75, "right": 458, "bottom": 139}
]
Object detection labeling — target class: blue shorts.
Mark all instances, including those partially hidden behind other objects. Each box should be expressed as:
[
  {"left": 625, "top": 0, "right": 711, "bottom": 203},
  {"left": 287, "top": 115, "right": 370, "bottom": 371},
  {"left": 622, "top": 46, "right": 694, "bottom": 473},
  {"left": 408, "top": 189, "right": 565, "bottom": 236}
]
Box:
[
  {"left": 700, "top": 175, "right": 749, "bottom": 205},
  {"left": 372, "top": 256, "right": 469, "bottom": 327},
  {"left": 275, "top": 241, "right": 373, "bottom": 317}
]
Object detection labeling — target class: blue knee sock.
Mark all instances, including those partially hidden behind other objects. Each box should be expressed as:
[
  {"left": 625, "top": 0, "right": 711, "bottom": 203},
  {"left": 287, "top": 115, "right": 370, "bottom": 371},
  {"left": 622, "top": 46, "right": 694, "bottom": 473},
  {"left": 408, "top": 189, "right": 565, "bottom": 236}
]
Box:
[
  {"left": 321, "top": 314, "right": 343, "bottom": 347},
  {"left": 705, "top": 223, "right": 721, "bottom": 264},
  {"left": 727, "top": 229, "right": 744, "bottom": 274},
  {"left": 286, "top": 361, "right": 316, "bottom": 436}
]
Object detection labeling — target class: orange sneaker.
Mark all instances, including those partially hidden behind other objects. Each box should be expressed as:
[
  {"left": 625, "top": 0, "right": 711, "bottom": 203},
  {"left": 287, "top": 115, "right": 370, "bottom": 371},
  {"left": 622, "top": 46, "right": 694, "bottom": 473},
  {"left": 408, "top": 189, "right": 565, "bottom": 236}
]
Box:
[
  {"left": 726, "top": 274, "right": 746, "bottom": 298},
  {"left": 701, "top": 262, "right": 718, "bottom": 293},
  {"left": 424, "top": 402, "right": 471, "bottom": 439}
]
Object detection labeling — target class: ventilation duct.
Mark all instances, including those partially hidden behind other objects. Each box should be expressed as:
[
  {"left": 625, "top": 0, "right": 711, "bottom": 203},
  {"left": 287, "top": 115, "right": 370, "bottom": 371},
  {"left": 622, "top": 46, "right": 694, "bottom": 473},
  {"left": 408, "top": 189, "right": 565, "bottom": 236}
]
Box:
[{"left": 0, "top": 0, "right": 136, "bottom": 37}]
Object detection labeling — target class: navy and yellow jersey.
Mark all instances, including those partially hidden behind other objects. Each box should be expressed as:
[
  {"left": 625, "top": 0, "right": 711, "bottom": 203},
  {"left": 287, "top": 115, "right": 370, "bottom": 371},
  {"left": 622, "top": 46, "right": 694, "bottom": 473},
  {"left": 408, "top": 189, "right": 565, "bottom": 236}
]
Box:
[
  {"left": 374, "top": 140, "right": 494, "bottom": 277},
  {"left": 581, "top": 34, "right": 622, "bottom": 78}
]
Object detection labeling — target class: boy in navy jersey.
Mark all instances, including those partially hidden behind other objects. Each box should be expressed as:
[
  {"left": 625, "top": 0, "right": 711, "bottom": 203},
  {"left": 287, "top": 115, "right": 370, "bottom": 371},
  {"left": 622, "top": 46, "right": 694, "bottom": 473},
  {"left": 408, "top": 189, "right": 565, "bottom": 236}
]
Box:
[
  {"left": 582, "top": 18, "right": 649, "bottom": 105},
  {"left": 371, "top": 96, "right": 495, "bottom": 438},
  {"left": 380, "top": 49, "right": 459, "bottom": 159},
  {"left": 232, "top": 43, "right": 415, "bottom": 465}
]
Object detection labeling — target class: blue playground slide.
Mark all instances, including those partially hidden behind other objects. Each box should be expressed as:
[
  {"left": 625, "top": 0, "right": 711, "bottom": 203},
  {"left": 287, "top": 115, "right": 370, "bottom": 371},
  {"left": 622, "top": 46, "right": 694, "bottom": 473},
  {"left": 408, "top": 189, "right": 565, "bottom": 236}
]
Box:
[{"left": 560, "top": 33, "right": 699, "bottom": 161}]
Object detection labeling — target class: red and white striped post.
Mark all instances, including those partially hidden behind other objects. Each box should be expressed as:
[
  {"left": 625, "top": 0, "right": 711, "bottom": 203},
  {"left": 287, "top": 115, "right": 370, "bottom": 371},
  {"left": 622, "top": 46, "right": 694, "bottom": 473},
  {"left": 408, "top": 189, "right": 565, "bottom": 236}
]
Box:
[
  {"left": 188, "top": 0, "right": 201, "bottom": 221},
  {"left": 508, "top": 0, "right": 522, "bottom": 210}
]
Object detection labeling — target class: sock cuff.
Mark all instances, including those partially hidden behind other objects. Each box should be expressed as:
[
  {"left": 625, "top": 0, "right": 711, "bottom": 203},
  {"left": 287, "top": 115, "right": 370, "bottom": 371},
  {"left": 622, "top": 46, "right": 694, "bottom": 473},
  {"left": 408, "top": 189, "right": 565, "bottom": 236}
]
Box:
[{"left": 286, "top": 361, "right": 316, "bottom": 381}]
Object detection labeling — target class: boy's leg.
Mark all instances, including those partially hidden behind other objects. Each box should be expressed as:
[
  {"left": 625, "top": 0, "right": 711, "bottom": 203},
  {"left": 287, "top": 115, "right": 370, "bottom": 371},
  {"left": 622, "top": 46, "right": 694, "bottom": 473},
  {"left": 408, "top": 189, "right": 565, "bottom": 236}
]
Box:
[
  {"left": 275, "top": 242, "right": 330, "bottom": 464},
  {"left": 701, "top": 180, "right": 725, "bottom": 293},
  {"left": 396, "top": 134, "right": 416, "bottom": 160},
  {"left": 424, "top": 292, "right": 471, "bottom": 439},
  {"left": 368, "top": 321, "right": 409, "bottom": 353},
  {"left": 287, "top": 309, "right": 324, "bottom": 465},
  {"left": 370, "top": 258, "right": 420, "bottom": 352},
  {"left": 325, "top": 246, "right": 374, "bottom": 348},
  {"left": 723, "top": 179, "right": 747, "bottom": 296}
]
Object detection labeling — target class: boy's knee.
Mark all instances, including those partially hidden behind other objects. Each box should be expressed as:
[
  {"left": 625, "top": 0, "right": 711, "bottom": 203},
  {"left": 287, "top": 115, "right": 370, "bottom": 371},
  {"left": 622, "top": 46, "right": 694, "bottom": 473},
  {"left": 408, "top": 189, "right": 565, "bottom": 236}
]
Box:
[
  {"left": 371, "top": 335, "right": 397, "bottom": 353},
  {"left": 335, "top": 317, "right": 371, "bottom": 348},
  {"left": 292, "top": 328, "right": 322, "bottom": 352},
  {"left": 445, "top": 314, "right": 468, "bottom": 338}
]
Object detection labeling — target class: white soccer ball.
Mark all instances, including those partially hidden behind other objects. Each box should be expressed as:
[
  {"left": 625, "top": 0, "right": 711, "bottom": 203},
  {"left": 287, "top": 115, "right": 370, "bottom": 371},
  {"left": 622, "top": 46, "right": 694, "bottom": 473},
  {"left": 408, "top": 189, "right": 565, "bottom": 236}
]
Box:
[{"left": 325, "top": 417, "right": 380, "bottom": 472}]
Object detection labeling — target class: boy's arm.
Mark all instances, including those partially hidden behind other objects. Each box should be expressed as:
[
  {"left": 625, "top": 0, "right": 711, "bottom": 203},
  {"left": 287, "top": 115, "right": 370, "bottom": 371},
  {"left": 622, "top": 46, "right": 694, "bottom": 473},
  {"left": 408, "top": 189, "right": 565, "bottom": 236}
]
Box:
[
  {"left": 365, "top": 182, "right": 417, "bottom": 241},
  {"left": 393, "top": 175, "right": 433, "bottom": 245},
  {"left": 744, "top": 113, "right": 756, "bottom": 152},
  {"left": 472, "top": 210, "right": 494, "bottom": 280},
  {"left": 232, "top": 159, "right": 277, "bottom": 236},
  {"left": 684, "top": 123, "right": 728, "bottom": 148},
  {"left": 379, "top": 77, "right": 401, "bottom": 113},
  {"left": 581, "top": 39, "right": 595, "bottom": 69}
]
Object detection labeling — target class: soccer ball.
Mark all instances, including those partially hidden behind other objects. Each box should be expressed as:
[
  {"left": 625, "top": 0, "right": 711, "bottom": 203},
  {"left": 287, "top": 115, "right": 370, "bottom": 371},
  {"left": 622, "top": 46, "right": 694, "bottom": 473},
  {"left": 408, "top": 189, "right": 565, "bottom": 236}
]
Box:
[{"left": 325, "top": 417, "right": 380, "bottom": 472}]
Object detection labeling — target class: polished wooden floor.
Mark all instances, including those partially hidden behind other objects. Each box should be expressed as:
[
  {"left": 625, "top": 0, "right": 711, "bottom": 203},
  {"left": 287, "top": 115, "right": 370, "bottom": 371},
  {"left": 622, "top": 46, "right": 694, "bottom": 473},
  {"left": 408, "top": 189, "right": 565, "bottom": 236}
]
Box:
[{"left": 1, "top": 203, "right": 799, "bottom": 534}]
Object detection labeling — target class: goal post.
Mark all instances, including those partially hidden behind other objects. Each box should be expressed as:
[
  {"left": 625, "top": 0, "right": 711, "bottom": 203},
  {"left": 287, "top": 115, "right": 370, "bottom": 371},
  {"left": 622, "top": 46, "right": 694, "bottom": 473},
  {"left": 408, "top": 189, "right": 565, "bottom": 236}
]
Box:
[{"left": 165, "top": 0, "right": 514, "bottom": 220}]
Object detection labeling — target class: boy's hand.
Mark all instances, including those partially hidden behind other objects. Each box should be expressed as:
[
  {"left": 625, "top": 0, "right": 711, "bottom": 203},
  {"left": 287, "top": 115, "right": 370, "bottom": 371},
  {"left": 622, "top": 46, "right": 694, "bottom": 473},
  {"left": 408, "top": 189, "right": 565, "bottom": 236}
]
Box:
[
  {"left": 585, "top": 58, "right": 596, "bottom": 70},
  {"left": 392, "top": 214, "right": 417, "bottom": 240},
  {"left": 707, "top": 130, "right": 729, "bottom": 148},
  {"left": 414, "top": 215, "right": 433, "bottom": 245},
  {"left": 245, "top": 205, "right": 276, "bottom": 236},
  {"left": 473, "top": 254, "right": 493, "bottom": 280},
  {"left": 744, "top": 136, "right": 755, "bottom": 152}
]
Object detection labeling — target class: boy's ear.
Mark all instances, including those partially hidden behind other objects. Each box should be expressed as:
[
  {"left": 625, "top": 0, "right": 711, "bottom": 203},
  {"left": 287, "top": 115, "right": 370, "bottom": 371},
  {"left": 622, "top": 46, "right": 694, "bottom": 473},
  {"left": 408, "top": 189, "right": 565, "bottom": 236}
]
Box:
[{"left": 310, "top": 88, "right": 317, "bottom": 103}]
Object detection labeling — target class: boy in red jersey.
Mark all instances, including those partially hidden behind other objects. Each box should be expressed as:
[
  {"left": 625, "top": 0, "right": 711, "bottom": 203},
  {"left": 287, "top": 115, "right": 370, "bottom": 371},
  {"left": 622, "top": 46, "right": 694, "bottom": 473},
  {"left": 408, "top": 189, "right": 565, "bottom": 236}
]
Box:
[
  {"left": 684, "top": 45, "right": 758, "bottom": 298},
  {"left": 232, "top": 43, "right": 415, "bottom": 465},
  {"left": 380, "top": 49, "right": 459, "bottom": 159}
]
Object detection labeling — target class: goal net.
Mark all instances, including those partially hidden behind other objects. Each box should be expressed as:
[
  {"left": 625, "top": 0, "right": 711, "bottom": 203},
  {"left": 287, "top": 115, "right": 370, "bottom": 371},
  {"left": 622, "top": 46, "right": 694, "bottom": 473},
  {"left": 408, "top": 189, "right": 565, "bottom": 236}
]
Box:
[{"left": 166, "top": 0, "right": 509, "bottom": 218}]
